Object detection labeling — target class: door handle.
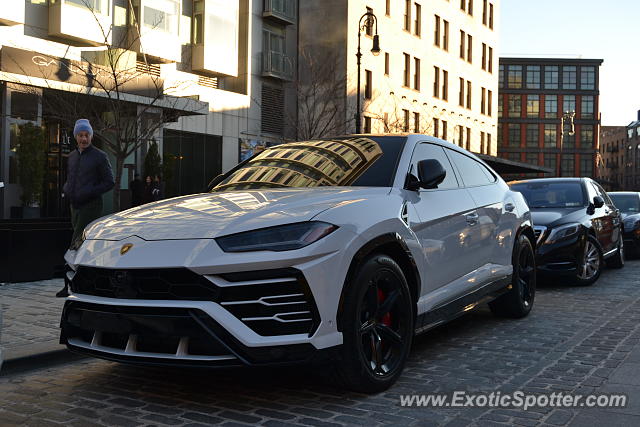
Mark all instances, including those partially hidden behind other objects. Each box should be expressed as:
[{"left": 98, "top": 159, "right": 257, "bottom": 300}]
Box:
[
  {"left": 504, "top": 203, "right": 515, "bottom": 212},
  {"left": 466, "top": 212, "right": 479, "bottom": 226}
]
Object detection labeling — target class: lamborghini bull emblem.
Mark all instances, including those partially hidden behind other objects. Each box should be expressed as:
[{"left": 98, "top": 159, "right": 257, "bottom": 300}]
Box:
[{"left": 120, "top": 243, "right": 133, "bottom": 255}]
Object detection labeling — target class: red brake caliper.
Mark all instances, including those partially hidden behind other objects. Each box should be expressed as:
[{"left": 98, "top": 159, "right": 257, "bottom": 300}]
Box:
[{"left": 378, "top": 289, "right": 392, "bottom": 326}]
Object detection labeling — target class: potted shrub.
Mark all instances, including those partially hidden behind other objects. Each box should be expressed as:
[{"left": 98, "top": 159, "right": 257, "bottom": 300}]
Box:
[{"left": 16, "top": 122, "right": 46, "bottom": 218}]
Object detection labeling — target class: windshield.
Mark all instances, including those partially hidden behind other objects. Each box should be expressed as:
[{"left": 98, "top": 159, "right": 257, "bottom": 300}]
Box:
[
  {"left": 211, "top": 136, "right": 406, "bottom": 192},
  {"left": 510, "top": 181, "right": 587, "bottom": 208},
  {"left": 609, "top": 194, "right": 640, "bottom": 213}
]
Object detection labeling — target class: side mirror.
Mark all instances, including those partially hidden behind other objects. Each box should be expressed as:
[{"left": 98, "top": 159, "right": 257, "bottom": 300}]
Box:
[
  {"left": 417, "top": 159, "right": 447, "bottom": 190},
  {"left": 593, "top": 196, "right": 605, "bottom": 208}
]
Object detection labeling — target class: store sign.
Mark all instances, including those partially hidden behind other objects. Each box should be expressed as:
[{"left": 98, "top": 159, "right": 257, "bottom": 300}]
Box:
[{"left": 0, "top": 46, "right": 162, "bottom": 97}]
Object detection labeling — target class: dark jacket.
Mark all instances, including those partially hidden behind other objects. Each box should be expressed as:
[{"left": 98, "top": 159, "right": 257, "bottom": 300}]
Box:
[{"left": 63, "top": 144, "right": 115, "bottom": 208}]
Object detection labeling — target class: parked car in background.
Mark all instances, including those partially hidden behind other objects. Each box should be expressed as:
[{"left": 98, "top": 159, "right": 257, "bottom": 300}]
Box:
[
  {"left": 60, "top": 135, "right": 536, "bottom": 393},
  {"left": 608, "top": 191, "right": 640, "bottom": 257},
  {"left": 509, "top": 178, "right": 624, "bottom": 286}
]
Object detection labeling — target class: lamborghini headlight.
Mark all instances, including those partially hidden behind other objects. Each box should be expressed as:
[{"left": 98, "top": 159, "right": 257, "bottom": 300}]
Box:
[{"left": 216, "top": 221, "right": 338, "bottom": 252}]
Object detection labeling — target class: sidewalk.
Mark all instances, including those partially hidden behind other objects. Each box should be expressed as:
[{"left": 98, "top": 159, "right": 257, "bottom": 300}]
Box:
[{"left": 0, "top": 278, "right": 70, "bottom": 371}]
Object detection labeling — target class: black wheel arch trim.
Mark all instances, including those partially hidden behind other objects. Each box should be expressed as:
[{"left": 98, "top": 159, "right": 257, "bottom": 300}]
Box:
[{"left": 336, "top": 233, "right": 421, "bottom": 332}]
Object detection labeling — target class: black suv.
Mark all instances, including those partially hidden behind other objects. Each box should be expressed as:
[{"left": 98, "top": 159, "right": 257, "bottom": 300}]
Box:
[{"left": 510, "top": 178, "right": 624, "bottom": 285}]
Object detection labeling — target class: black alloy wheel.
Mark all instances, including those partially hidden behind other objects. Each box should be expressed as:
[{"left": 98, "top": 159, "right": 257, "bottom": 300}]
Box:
[
  {"left": 490, "top": 233, "right": 536, "bottom": 318},
  {"left": 335, "top": 254, "right": 413, "bottom": 393}
]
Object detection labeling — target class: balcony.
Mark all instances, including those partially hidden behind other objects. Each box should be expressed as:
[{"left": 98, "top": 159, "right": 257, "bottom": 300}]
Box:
[
  {"left": 262, "top": 51, "right": 293, "bottom": 81},
  {"left": 263, "top": 0, "right": 296, "bottom": 25},
  {"left": 0, "top": 0, "right": 25, "bottom": 25},
  {"left": 191, "top": 0, "right": 239, "bottom": 77},
  {"left": 129, "top": 0, "right": 181, "bottom": 63},
  {"left": 48, "top": 0, "right": 112, "bottom": 46}
]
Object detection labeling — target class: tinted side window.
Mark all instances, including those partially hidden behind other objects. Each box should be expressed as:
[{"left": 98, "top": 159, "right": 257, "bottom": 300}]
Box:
[
  {"left": 446, "top": 150, "right": 493, "bottom": 187},
  {"left": 591, "top": 182, "right": 613, "bottom": 206},
  {"left": 409, "top": 143, "right": 459, "bottom": 190}
]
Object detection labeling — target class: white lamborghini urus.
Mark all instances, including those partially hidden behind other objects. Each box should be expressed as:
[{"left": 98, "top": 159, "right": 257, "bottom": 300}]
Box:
[{"left": 60, "top": 135, "right": 536, "bottom": 392}]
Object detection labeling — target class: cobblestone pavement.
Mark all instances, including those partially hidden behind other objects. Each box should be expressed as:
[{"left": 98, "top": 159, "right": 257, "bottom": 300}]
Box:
[
  {"left": 2, "top": 262, "right": 640, "bottom": 426},
  {"left": 0, "top": 279, "right": 65, "bottom": 353}
]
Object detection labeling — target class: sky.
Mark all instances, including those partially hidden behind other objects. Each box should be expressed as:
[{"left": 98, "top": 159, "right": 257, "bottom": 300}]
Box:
[{"left": 499, "top": 0, "right": 640, "bottom": 126}]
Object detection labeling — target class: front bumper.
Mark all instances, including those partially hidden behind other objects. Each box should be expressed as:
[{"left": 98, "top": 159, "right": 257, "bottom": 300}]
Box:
[{"left": 535, "top": 233, "right": 585, "bottom": 276}]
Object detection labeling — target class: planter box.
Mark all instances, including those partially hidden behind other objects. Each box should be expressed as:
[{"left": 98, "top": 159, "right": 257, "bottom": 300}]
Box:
[{"left": 0, "top": 219, "right": 72, "bottom": 283}]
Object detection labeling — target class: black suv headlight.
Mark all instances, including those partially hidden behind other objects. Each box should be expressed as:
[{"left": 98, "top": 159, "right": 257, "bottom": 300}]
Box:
[
  {"left": 216, "top": 221, "right": 338, "bottom": 252},
  {"left": 544, "top": 223, "right": 581, "bottom": 245}
]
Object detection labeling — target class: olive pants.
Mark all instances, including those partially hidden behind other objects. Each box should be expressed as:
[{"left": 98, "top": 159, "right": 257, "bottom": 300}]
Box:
[{"left": 70, "top": 197, "right": 103, "bottom": 249}]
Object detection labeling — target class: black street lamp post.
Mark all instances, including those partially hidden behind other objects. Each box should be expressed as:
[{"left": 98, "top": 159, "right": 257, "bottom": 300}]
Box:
[
  {"left": 355, "top": 11, "right": 380, "bottom": 134},
  {"left": 558, "top": 110, "right": 576, "bottom": 177}
]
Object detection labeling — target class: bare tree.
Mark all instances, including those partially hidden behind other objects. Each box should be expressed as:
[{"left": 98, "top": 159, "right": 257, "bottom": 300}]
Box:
[
  {"left": 3, "top": 0, "right": 204, "bottom": 211},
  {"left": 289, "top": 48, "right": 353, "bottom": 140}
]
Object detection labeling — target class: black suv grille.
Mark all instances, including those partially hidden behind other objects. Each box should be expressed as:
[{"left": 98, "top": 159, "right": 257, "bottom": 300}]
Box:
[{"left": 70, "top": 267, "right": 320, "bottom": 337}]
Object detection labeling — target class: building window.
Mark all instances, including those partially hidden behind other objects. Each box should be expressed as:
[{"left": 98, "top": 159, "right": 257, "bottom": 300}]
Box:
[
  {"left": 544, "top": 95, "right": 558, "bottom": 118},
  {"left": 467, "top": 34, "right": 472, "bottom": 63},
  {"left": 487, "top": 133, "right": 492, "bottom": 153},
  {"left": 414, "top": 112, "right": 420, "bottom": 133},
  {"left": 466, "top": 127, "right": 471, "bottom": 150},
  {"left": 563, "top": 95, "right": 576, "bottom": 114},
  {"left": 499, "top": 64, "right": 504, "bottom": 88},
  {"left": 544, "top": 123, "right": 558, "bottom": 148},
  {"left": 414, "top": 3, "right": 421, "bottom": 36},
  {"left": 365, "top": 69, "right": 372, "bottom": 99},
  {"left": 433, "top": 118, "right": 439, "bottom": 137},
  {"left": 527, "top": 95, "right": 540, "bottom": 118},
  {"left": 433, "top": 66, "right": 440, "bottom": 97},
  {"left": 434, "top": 15, "right": 441, "bottom": 46},
  {"left": 414, "top": 57, "right": 421, "bottom": 90},
  {"left": 403, "top": 109, "right": 410, "bottom": 131},
  {"left": 544, "top": 153, "right": 556, "bottom": 171},
  {"left": 508, "top": 124, "right": 520, "bottom": 147},
  {"left": 365, "top": 7, "right": 374, "bottom": 36},
  {"left": 443, "top": 20, "right": 449, "bottom": 51},
  {"left": 482, "top": 0, "right": 487, "bottom": 25},
  {"left": 404, "top": 0, "right": 411, "bottom": 31},
  {"left": 562, "top": 66, "right": 577, "bottom": 90},
  {"left": 364, "top": 116, "right": 372, "bottom": 133},
  {"left": 498, "top": 93, "right": 503, "bottom": 117},
  {"left": 581, "top": 95, "right": 594, "bottom": 119},
  {"left": 459, "top": 78, "right": 465, "bottom": 107},
  {"left": 526, "top": 66, "right": 541, "bottom": 89},
  {"left": 404, "top": 53, "right": 411, "bottom": 86},
  {"left": 526, "top": 124, "right": 539, "bottom": 147},
  {"left": 458, "top": 125, "right": 464, "bottom": 147},
  {"left": 442, "top": 120, "right": 448, "bottom": 140},
  {"left": 459, "top": 30, "right": 465, "bottom": 59},
  {"left": 581, "top": 156, "right": 593, "bottom": 177},
  {"left": 468, "top": 0, "right": 473, "bottom": 15},
  {"left": 563, "top": 133, "right": 575, "bottom": 149},
  {"left": 466, "top": 80, "right": 472, "bottom": 109},
  {"left": 507, "top": 65, "right": 522, "bottom": 88},
  {"left": 487, "top": 90, "right": 492, "bottom": 116},
  {"left": 488, "top": 47, "right": 493, "bottom": 73},
  {"left": 385, "top": 52, "right": 390, "bottom": 75},
  {"left": 481, "top": 87, "right": 486, "bottom": 114},
  {"left": 581, "top": 126, "right": 594, "bottom": 147},
  {"left": 442, "top": 70, "right": 448, "bottom": 101},
  {"left": 489, "top": 3, "right": 494, "bottom": 28},
  {"left": 480, "top": 131, "right": 485, "bottom": 153},
  {"left": 386, "top": 0, "right": 391, "bottom": 16},
  {"left": 482, "top": 43, "right": 487, "bottom": 70},
  {"left": 544, "top": 66, "right": 559, "bottom": 89},
  {"left": 581, "top": 66, "right": 595, "bottom": 90},
  {"left": 561, "top": 154, "right": 574, "bottom": 176},
  {"left": 508, "top": 94, "right": 521, "bottom": 118},
  {"left": 460, "top": 0, "right": 465, "bottom": 12}
]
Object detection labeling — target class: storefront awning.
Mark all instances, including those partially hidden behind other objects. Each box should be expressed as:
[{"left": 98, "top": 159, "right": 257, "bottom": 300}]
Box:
[{"left": 476, "top": 154, "right": 553, "bottom": 175}]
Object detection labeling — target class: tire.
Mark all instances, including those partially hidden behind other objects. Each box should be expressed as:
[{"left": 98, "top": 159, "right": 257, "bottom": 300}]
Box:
[
  {"left": 573, "top": 235, "right": 603, "bottom": 286},
  {"left": 334, "top": 254, "right": 414, "bottom": 393},
  {"left": 606, "top": 240, "right": 625, "bottom": 269},
  {"left": 489, "top": 233, "right": 536, "bottom": 318}
]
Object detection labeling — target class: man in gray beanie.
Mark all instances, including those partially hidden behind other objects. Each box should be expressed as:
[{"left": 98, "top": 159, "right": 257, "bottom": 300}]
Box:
[{"left": 57, "top": 119, "right": 114, "bottom": 296}]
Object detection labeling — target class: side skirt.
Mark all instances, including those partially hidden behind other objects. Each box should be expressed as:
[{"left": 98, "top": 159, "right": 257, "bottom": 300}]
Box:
[{"left": 414, "top": 276, "right": 512, "bottom": 335}]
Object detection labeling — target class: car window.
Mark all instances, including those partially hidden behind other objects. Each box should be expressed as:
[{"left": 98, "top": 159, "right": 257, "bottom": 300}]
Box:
[
  {"left": 409, "top": 143, "right": 459, "bottom": 190},
  {"left": 510, "top": 181, "right": 587, "bottom": 208},
  {"left": 609, "top": 194, "right": 640, "bottom": 213},
  {"left": 592, "top": 182, "right": 614, "bottom": 206},
  {"left": 211, "top": 136, "right": 406, "bottom": 191},
  {"left": 445, "top": 150, "right": 494, "bottom": 187}
]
